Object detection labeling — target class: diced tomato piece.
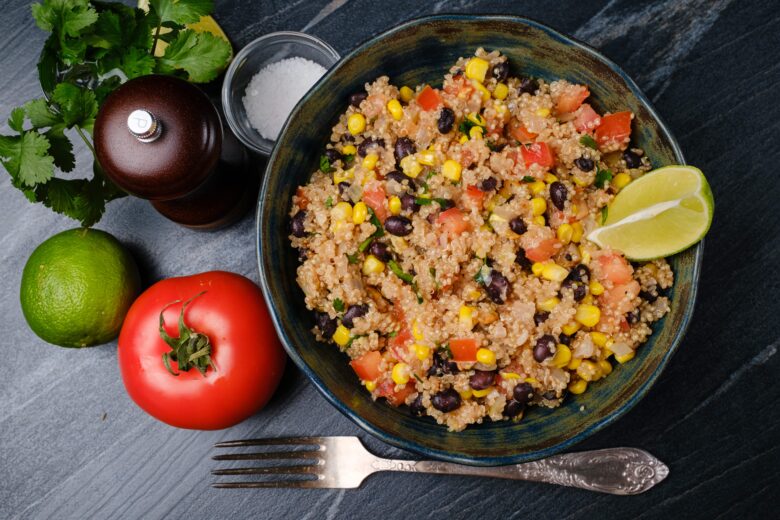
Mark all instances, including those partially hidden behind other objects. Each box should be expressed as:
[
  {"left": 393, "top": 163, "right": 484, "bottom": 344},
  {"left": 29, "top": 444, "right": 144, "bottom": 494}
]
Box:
[
  {"left": 524, "top": 238, "right": 561, "bottom": 262},
  {"left": 600, "top": 281, "right": 641, "bottom": 318},
  {"left": 389, "top": 327, "right": 413, "bottom": 358},
  {"left": 437, "top": 207, "right": 472, "bottom": 235},
  {"left": 573, "top": 103, "right": 602, "bottom": 132},
  {"left": 521, "top": 142, "right": 555, "bottom": 168},
  {"left": 417, "top": 85, "right": 442, "bottom": 111},
  {"left": 595, "top": 111, "right": 632, "bottom": 151},
  {"left": 508, "top": 119, "right": 538, "bottom": 144},
  {"left": 449, "top": 338, "right": 478, "bottom": 362},
  {"left": 464, "top": 185, "right": 486, "bottom": 208},
  {"left": 386, "top": 383, "right": 416, "bottom": 406},
  {"left": 350, "top": 351, "right": 383, "bottom": 382},
  {"left": 295, "top": 187, "right": 309, "bottom": 209},
  {"left": 444, "top": 75, "right": 474, "bottom": 97},
  {"left": 362, "top": 186, "right": 388, "bottom": 222},
  {"left": 597, "top": 252, "right": 633, "bottom": 285},
  {"left": 556, "top": 84, "right": 590, "bottom": 113}
]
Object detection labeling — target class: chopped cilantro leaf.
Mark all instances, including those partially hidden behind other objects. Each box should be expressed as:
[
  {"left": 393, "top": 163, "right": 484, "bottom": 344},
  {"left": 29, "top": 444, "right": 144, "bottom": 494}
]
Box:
[
  {"left": 333, "top": 298, "right": 344, "bottom": 312},
  {"left": 325, "top": 196, "right": 333, "bottom": 208},
  {"left": 346, "top": 252, "right": 359, "bottom": 264},
  {"left": 594, "top": 169, "right": 613, "bottom": 189},
  {"left": 522, "top": 176, "right": 535, "bottom": 182},
  {"left": 601, "top": 206, "right": 609, "bottom": 224},
  {"left": 579, "top": 134, "right": 598, "bottom": 149},
  {"left": 320, "top": 155, "right": 333, "bottom": 173}
]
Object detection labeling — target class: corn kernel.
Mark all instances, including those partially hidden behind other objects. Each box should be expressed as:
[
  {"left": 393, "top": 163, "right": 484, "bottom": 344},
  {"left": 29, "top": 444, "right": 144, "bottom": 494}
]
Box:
[
  {"left": 364, "top": 380, "right": 377, "bottom": 391},
  {"left": 341, "top": 144, "right": 357, "bottom": 155},
  {"left": 362, "top": 254, "right": 385, "bottom": 275},
  {"left": 562, "top": 322, "right": 581, "bottom": 336},
  {"left": 468, "top": 288, "right": 482, "bottom": 300},
  {"left": 573, "top": 176, "right": 589, "bottom": 187},
  {"left": 538, "top": 297, "right": 560, "bottom": 312},
  {"left": 531, "top": 197, "right": 547, "bottom": 216},
  {"left": 575, "top": 304, "right": 601, "bottom": 327},
  {"left": 360, "top": 170, "right": 376, "bottom": 186},
  {"left": 529, "top": 181, "right": 546, "bottom": 195},
  {"left": 330, "top": 201, "right": 353, "bottom": 222},
  {"left": 412, "top": 319, "right": 424, "bottom": 341},
  {"left": 493, "top": 82, "right": 509, "bottom": 100},
  {"left": 391, "top": 363, "right": 410, "bottom": 385},
  {"left": 501, "top": 372, "right": 521, "bottom": 379},
  {"left": 361, "top": 153, "right": 379, "bottom": 170},
  {"left": 576, "top": 359, "right": 601, "bottom": 382},
  {"left": 417, "top": 150, "right": 436, "bottom": 166},
  {"left": 399, "top": 86, "right": 414, "bottom": 103},
  {"left": 571, "top": 222, "right": 584, "bottom": 243},
  {"left": 333, "top": 325, "right": 350, "bottom": 346},
  {"left": 579, "top": 245, "right": 591, "bottom": 265},
  {"left": 476, "top": 348, "right": 496, "bottom": 365},
  {"left": 531, "top": 262, "right": 545, "bottom": 276},
  {"left": 469, "top": 126, "right": 483, "bottom": 139},
  {"left": 582, "top": 294, "right": 593, "bottom": 304},
  {"left": 613, "top": 172, "right": 632, "bottom": 189},
  {"left": 387, "top": 99, "right": 403, "bottom": 120},
  {"left": 536, "top": 107, "right": 551, "bottom": 118},
  {"left": 352, "top": 202, "right": 368, "bottom": 224},
  {"left": 589, "top": 280, "right": 605, "bottom": 296},
  {"left": 599, "top": 359, "right": 613, "bottom": 376},
  {"left": 459, "top": 134, "right": 469, "bottom": 144},
  {"left": 541, "top": 263, "right": 569, "bottom": 282},
  {"left": 399, "top": 155, "right": 422, "bottom": 178},
  {"left": 459, "top": 305, "right": 475, "bottom": 329},
  {"left": 544, "top": 173, "right": 559, "bottom": 184},
  {"left": 472, "top": 80, "right": 491, "bottom": 101},
  {"left": 568, "top": 379, "right": 588, "bottom": 394},
  {"left": 567, "top": 357, "right": 582, "bottom": 370},
  {"left": 590, "top": 331, "right": 609, "bottom": 347},
  {"left": 472, "top": 387, "right": 493, "bottom": 398},
  {"left": 347, "top": 113, "right": 366, "bottom": 135},
  {"left": 413, "top": 343, "right": 431, "bottom": 360},
  {"left": 459, "top": 389, "right": 473, "bottom": 400},
  {"left": 534, "top": 215, "right": 546, "bottom": 226},
  {"left": 485, "top": 195, "right": 505, "bottom": 212},
  {"left": 333, "top": 167, "right": 354, "bottom": 185},
  {"left": 488, "top": 213, "right": 506, "bottom": 225},
  {"left": 524, "top": 377, "right": 539, "bottom": 385},
  {"left": 615, "top": 351, "right": 635, "bottom": 364},
  {"left": 556, "top": 223, "right": 573, "bottom": 244},
  {"left": 465, "top": 57, "right": 490, "bottom": 82},
  {"left": 388, "top": 196, "right": 402, "bottom": 215},
  {"left": 442, "top": 159, "right": 462, "bottom": 182},
  {"left": 551, "top": 344, "right": 572, "bottom": 368}
]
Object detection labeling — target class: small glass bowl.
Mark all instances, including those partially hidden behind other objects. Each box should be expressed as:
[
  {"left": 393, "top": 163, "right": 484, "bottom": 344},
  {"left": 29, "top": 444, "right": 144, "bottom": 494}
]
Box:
[{"left": 222, "top": 32, "right": 340, "bottom": 155}]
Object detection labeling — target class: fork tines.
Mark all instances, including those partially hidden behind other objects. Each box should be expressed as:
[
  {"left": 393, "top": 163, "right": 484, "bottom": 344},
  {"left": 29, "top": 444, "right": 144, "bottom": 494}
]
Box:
[{"left": 212, "top": 437, "right": 326, "bottom": 489}]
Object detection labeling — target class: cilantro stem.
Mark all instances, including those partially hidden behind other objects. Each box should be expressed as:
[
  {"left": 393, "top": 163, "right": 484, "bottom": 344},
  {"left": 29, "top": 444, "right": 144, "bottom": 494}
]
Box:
[
  {"left": 75, "top": 126, "right": 96, "bottom": 159},
  {"left": 151, "top": 21, "right": 163, "bottom": 57}
]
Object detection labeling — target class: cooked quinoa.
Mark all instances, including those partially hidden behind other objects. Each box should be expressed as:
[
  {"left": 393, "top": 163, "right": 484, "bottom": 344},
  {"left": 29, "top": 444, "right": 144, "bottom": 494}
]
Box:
[{"left": 288, "top": 49, "right": 673, "bottom": 431}]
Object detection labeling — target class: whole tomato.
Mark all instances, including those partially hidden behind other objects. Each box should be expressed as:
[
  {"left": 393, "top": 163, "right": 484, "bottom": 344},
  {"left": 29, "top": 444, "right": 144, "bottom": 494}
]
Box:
[{"left": 118, "top": 271, "right": 285, "bottom": 429}]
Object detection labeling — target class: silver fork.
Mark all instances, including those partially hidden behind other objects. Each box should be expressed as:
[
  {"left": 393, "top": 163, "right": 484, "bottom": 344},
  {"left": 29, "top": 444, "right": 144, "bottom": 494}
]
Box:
[{"left": 212, "top": 436, "right": 668, "bottom": 495}]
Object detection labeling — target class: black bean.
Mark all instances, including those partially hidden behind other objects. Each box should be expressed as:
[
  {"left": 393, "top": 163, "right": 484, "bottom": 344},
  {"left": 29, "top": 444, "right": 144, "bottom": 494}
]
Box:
[
  {"left": 314, "top": 311, "right": 336, "bottom": 338},
  {"left": 492, "top": 61, "right": 509, "bottom": 82},
  {"left": 290, "top": 210, "right": 306, "bottom": 238},
  {"left": 559, "top": 333, "right": 572, "bottom": 345},
  {"left": 640, "top": 289, "right": 659, "bottom": 303},
  {"left": 401, "top": 193, "right": 420, "bottom": 212},
  {"left": 385, "top": 170, "right": 416, "bottom": 190},
  {"left": 549, "top": 181, "right": 568, "bottom": 211},
  {"left": 324, "top": 148, "right": 341, "bottom": 163},
  {"left": 438, "top": 107, "right": 455, "bottom": 134},
  {"left": 513, "top": 382, "right": 534, "bottom": 404},
  {"left": 431, "top": 388, "right": 462, "bottom": 412},
  {"left": 367, "top": 241, "right": 392, "bottom": 262},
  {"left": 437, "top": 199, "right": 455, "bottom": 210},
  {"left": 469, "top": 370, "right": 496, "bottom": 390},
  {"left": 394, "top": 137, "right": 416, "bottom": 162},
  {"left": 515, "top": 248, "right": 533, "bottom": 271},
  {"left": 427, "top": 350, "right": 459, "bottom": 377},
  {"left": 574, "top": 156, "right": 594, "bottom": 172},
  {"left": 626, "top": 310, "right": 640, "bottom": 324},
  {"left": 623, "top": 149, "right": 642, "bottom": 169},
  {"left": 384, "top": 216, "right": 413, "bottom": 236},
  {"left": 518, "top": 77, "right": 539, "bottom": 95},
  {"left": 342, "top": 304, "right": 369, "bottom": 328},
  {"left": 533, "top": 334, "right": 556, "bottom": 362},
  {"left": 504, "top": 400, "right": 525, "bottom": 418},
  {"left": 573, "top": 283, "right": 587, "bottom": 301},
  {"left": 509, "top": 217, "right": 527, "bottom": 235},
  {"left": 297, "top": 249, "right": 308, "bottom": 262},
  {"left": 533, "top": 311, "right": 550, "bottom": 326},
  {"left": 485, "top": 270, "right": 510, "bottom": 304},
  {"left": 409, "top": 394, "right": 425, "bottom": 416},
  {"left": 348, "top": 91, "right": 367, "bottom": 107},
  {"left": 338, "top": 182, "right": 351, "bottom": 199},
  {"left": 542, "top": 390, "right": 558, "bottom": 400},
  {"left": 567, "top": 264, "right": 590, "bottom": 283},
  {"left": 479, "top": 177, "right": 498, "bottom": 191},
  {"left": 357, "top": 137, "right": 385, "bottom": 157}
]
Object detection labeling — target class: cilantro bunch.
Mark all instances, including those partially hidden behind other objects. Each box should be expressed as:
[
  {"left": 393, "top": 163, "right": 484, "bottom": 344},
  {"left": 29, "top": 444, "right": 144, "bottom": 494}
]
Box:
[{"left": 0, "top": 0, "right": 232, "bottom": 227}]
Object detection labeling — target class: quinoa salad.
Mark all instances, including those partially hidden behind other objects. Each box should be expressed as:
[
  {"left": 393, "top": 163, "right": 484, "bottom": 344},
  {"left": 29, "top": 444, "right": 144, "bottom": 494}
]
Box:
[{"left": 288, "top": 49, "right": 673, "bottom": 431}]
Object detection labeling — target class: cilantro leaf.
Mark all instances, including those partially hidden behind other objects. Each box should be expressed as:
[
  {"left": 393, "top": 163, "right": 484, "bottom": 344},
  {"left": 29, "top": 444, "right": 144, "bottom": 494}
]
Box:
[
  {"left": 51, "top": 83, "right": 97, "bottom": 129},
  {"left": 120, "top": 47, "right": 156, "bottom": 79},
  {"left": 594, "top": 168, "right": 613, "bottom": 189},
  {"left": 522, "top": 175, "right": 535, "bottom": 182},
  {"left": 333, "top": 298, "right": 344, "bottom": 312},
  {"left": 156, "top": 30, "right": 230, "bottom": 83},
  {"left": 45, "top": 127, "right": 75, "bottom": 172},
  {"left": 346, "top": 252, "right": 359, "bottom": 264},
  {"left": 85, "top": 10, "right": 122, "bottom": 49},
  {"left": 320, "top": 155, "right": 333, "bottom": 173},
  {"left": 24, "top": 98, "right": 61, "bottom": 128},
  {"left": 0, "top": 132, "right": 54, "bottom": 187},
  {"left": 579, "top": 134, "right": 598, "bottom": 150},
  {"left": 8, "top": 108, "right": 25, "bottom": 132},
  {"left": 32, "top": 0, "right": 98, "bottom": 38},
  {"left": 325, "top": 196, "right": 333, "bottom": 209},
  {"left": 150, "top": 0, "right": 212, "bottom": 25},
  {"left": 601, "top": 206, "right": 609, "bottom": 225}
]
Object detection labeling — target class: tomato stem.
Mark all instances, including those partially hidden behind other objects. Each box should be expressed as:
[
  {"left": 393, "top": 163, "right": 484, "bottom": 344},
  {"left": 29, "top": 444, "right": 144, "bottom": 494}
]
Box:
[{"left": 159, "top": 292, "right": 215, "bottom": 377}]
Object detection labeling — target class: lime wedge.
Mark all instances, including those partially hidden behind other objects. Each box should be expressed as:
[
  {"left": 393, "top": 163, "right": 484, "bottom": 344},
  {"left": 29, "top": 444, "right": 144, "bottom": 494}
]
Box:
[{"left": 587, "top": 165, "right": 714, "bottom": 261}]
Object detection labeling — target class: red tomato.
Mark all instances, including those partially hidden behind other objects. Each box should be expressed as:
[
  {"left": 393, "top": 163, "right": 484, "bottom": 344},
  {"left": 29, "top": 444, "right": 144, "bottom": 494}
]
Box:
[
  {"left": 362, "top": 185, "right": 388, "bottom": 222},
  {"left": 508, "top": 119, "right": 538, "bottom": 144},
  {"left": 417, "top": 85, "right": 442, "bottom": 111},
  {"left": 450, "top": 338, "right": 478, "bottom": 362},
  {"left": 525, "top": 238, "right": 561, "bottom": 262},
  {"left": 295, "top": 187, "right": 309, "bottom": 209},
  {"left": 521, "top": 142, "right": 555, "bottom": 168},
  {"left": 556, "top": 84, "right": 589, "bottom": 113},
  {"left": 118, "top": 271, "right": 286, "bottom": 430},
  {"left": 595, "top": 111, "right": 632, "bottom": 151},
  {"left": 444, "top": 75, "right": 474, "bottom": 97},
  {"left": 350, "top": 351, "right": 383, "bottom": 381},
  {"left": 573, "top": 104, "right": 602, "bottom": 132},
  {"left": 377, "top": 380, "right": 416, "bottom": 406},
  {"left": 597, "top": 252, "right": 633, "bottom": 285},
  {"left": 464, "top": 185, "right": 486, "bottom": 208},
  {"left": 437, "top": 207, "right": 472, "bottom": 235}
]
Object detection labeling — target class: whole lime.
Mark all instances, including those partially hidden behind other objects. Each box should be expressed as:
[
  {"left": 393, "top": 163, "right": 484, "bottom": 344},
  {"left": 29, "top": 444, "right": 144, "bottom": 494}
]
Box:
[{"left": 20, "top": 228, "right": 141, "bottom": 348}]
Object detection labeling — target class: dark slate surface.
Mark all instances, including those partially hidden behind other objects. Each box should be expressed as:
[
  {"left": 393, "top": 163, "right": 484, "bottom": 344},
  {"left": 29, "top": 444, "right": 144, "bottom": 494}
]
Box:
[{"left": 1, "top": 0, "right": 778, "bottom": 518}]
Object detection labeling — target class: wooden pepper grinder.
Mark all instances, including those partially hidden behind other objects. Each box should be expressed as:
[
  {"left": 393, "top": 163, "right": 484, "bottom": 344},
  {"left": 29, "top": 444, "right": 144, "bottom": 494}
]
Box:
[{"left": 94, "top": 75, "right": 256, "bottom": 229}]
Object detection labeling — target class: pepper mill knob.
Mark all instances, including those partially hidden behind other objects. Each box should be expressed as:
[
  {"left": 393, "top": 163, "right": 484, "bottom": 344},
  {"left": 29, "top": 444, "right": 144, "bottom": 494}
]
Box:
[{"left": 127, "top": 109, "right": 162, "bottom": 142}]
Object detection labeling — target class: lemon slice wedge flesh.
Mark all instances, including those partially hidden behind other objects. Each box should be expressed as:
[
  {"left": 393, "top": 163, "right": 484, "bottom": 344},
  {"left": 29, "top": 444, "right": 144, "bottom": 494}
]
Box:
[{"left": 587, "top": 165, "right": 714, "bottom": 261}]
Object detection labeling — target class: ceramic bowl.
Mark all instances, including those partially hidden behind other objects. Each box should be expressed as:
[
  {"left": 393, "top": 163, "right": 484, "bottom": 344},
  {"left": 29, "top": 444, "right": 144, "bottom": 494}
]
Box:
[{"left": 257, "top": 15, "right": 699, "bottom": 465}]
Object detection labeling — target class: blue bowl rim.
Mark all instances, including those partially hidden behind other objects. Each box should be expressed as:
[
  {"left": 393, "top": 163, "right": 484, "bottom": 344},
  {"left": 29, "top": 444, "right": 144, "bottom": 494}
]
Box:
[{"left": 256, "top": 13, "right": 701, "bottom": 465}]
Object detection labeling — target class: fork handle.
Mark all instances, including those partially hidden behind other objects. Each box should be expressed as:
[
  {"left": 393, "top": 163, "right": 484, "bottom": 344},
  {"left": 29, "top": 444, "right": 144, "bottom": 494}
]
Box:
[{"left": 373, "top": 447, "right": 668, "bottom": 495}]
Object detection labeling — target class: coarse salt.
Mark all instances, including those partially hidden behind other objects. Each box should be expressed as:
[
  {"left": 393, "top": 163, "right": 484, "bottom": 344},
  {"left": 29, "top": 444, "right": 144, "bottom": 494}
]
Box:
[{"left": 243, "top": 56, "right": 327, "bottom": 141}]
